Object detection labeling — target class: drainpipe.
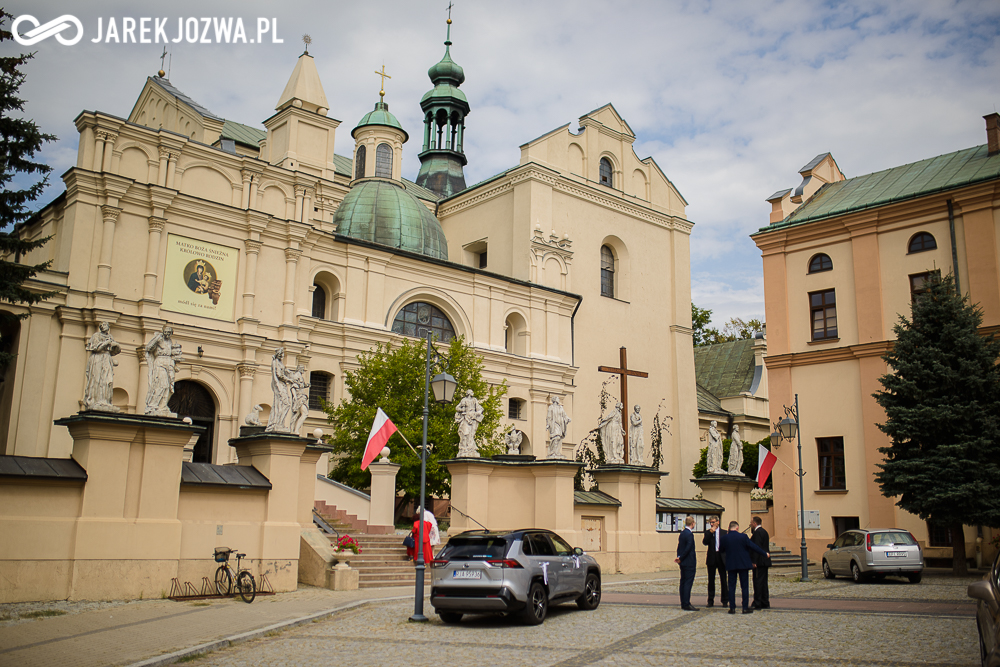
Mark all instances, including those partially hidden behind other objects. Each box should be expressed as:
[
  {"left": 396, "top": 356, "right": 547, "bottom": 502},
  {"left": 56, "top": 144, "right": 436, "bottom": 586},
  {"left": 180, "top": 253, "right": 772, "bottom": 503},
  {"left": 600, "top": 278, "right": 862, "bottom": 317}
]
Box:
[{"left": 947, "top": 200, "right": 961, "bottom": 294}]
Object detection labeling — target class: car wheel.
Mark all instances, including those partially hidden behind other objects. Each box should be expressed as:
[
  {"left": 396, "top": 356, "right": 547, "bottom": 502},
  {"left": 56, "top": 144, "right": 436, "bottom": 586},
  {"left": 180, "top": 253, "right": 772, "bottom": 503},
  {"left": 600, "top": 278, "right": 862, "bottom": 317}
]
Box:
[
  {"left": 851, "top": 562, "right": 864, "bottom": 583},
  {"left": 979, "top": 619, "right": 989, "bottom": 667},
  {"left": 521, "top": 581, "right": 548, "bottom": 625},
  {"left": 438, "top": 611, "right": 463, "bottom": 624},
  {"left": 907, "top": 573, "right": 922, "bottom": 584},
  {"left": 576, "top": 572, "right": 601, "bottom": 610},
  {"left": 822, "top": 560, "right": 835, "bottom": 579}
]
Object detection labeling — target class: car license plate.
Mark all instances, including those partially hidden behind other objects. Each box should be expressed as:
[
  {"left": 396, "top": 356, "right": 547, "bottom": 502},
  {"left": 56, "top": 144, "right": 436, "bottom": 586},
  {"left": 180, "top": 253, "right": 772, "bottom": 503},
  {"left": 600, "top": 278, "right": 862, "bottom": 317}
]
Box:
[
  {"left": 452, "top": 570, "right": 481, "bottom": 579},
  {"left": 886, "top": 551, "right": 906, "bottom": 557}
]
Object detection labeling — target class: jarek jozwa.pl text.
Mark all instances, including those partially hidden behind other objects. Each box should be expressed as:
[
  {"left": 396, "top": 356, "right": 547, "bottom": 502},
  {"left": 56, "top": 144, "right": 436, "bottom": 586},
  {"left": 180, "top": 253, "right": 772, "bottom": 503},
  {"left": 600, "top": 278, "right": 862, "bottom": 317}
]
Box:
[{"left": 92, "top": 17, "right": 283, "bottom": 44}]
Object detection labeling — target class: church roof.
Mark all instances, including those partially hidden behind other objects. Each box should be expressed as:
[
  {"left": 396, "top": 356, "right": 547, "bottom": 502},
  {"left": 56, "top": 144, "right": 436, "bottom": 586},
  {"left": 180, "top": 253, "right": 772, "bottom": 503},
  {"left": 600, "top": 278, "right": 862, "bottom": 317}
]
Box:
[
  {"left": 694, "top": 338, "right": 756, "bottom": 400},
  {"left": 332, "top": 179, "right": 448, "bottom": 260},
  {"left": 275, "top": 52, "right": 329, "bottom": 113},
  {"left": 221, "top": 120, "right": 266, "bottom": 148},
  {"left": 151, "top": 76, "right": 222, "bottom": 120},
  {"left": 757, "top": 143, "right": 1000, "bottom": 233},
  {"left": 696, "top": 382, "right": 727, "bottom": 415},
  {"left": 352, "top": 101, "right": 408, "bottom": 142}
]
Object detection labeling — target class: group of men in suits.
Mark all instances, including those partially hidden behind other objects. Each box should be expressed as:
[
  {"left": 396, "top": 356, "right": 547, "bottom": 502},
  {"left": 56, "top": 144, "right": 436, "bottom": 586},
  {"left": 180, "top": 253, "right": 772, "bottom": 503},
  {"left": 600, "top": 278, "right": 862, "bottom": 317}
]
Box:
[{"left": 675, "top": 515, "right": 771, "bottom": 613}]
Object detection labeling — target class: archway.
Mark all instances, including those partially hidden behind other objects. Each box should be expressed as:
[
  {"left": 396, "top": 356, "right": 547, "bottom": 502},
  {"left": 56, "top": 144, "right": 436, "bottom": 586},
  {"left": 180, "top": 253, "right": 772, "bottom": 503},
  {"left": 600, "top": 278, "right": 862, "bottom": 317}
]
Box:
[{"left": 168, "top": 380, "right": 217, "bottom": 463}]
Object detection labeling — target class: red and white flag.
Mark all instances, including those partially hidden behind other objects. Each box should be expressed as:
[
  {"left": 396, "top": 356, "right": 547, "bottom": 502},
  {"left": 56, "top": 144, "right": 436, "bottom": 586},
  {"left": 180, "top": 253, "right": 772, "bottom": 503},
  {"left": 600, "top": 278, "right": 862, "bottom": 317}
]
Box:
[
  {"left": 362, "top": 408, "right": 397, "bottom": 471},
  {"left": 757, "top": 443, "right": 778, "bottom": 488}
]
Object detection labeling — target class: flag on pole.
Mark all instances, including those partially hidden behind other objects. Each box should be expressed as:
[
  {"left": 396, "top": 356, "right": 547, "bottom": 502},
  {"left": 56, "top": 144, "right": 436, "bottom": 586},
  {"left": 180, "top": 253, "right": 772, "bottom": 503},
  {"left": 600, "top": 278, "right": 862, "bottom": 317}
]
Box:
[
  {"left": 757, "top": 443, "right": 778, "bottom": 488},
  {"left": 362, "top": 408, "right": 397, "bottom": 471}
]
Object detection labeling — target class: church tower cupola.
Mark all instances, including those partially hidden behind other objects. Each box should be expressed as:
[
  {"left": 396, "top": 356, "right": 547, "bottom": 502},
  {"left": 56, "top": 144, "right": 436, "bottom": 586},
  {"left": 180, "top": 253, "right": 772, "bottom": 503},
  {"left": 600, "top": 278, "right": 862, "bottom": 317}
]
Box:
[
  {"left": 350, "top": 66, "right": 408, "bottom": 182},
  {"left": 415, "top": 10, "right": 470, "bottom": 198}
]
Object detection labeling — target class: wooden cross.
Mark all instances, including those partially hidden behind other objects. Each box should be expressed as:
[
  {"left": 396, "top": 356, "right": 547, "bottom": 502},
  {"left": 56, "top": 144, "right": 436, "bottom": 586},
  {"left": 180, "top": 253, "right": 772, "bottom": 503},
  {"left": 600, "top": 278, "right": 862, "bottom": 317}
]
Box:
[
  {"left": 598, "top": 347, "right": 648, "bottom": 465},
  {"left": 374, "top": 64, "right": 391, "bottom": 100}
]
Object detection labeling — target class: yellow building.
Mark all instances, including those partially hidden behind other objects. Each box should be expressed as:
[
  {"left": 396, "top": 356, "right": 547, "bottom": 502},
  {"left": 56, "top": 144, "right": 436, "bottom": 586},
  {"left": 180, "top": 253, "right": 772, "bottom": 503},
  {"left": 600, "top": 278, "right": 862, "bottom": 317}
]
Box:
[
  {"left": 2, "top": 26, "right": 699, "bottom": 499},
  {"left": 752, "top": 115, "right": 1000, "bottom": 566}
]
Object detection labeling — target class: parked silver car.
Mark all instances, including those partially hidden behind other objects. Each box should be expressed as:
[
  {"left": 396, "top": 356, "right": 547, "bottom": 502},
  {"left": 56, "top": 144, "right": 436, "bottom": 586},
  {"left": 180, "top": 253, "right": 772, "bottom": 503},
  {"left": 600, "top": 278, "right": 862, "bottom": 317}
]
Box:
[
  {"left": 429, "top": 529, "right": 601, "bottom": 625},
  {"left": 968, "top": 547, "right": 1000, "bottom": 667},
  {"left": 822, "top": 528, "right": 923, "bottom": 583}
]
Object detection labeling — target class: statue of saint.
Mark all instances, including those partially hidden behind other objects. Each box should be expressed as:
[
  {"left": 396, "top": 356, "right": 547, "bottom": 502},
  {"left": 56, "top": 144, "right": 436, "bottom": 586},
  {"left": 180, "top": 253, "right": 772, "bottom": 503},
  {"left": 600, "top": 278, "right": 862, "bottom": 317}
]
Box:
[
  {"left": 727, "top": 424, "right": 745, "bottom": 476},
  {"left": 628, "top": 404, "right": 644, "bottom": 465},
  {"left": 83, "top": 321, "right": 121, "bottom": 412},
  {"left": 144, "top": 326, "right": 182, "bottom": 416},
  {"left": 265, "top": 347, "right": 294, "bottom": 432},
  {"left": 454, "top": 389, "right": 484, "bottom": 457},
  {"left": 505, "top": 429, "right": 523, "bottom": 455},
  {"left": 289, "top": 364, "right": 310, "bottom": 435},
  {"left": 600, "top": 401, "right": 626, "bottom": 464},
  {"left": 545, "top": 395, "right": 571, "bottom": 459},
  {"left": 706, "top": 420, "right": 725, "bottom": 474}
]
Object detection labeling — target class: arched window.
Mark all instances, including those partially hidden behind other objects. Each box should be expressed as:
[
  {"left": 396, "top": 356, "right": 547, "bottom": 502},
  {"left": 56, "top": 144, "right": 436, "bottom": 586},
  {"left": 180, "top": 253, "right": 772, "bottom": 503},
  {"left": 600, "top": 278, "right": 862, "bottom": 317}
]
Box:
[
  {"left": 354, "top": 145, "right": 366, "bottom": 179},
  {"left": 600, "top": 245, "right": 615, "bottom": 297},
  {"left": 391, "top": 302, "right": 456, "bottom": 342},
  {"left": 599, "top": 158, "right": 613, "bottom": 187},
  {"left": 908, "top": 232, "right": 937, "bottom": 253},
  {"left": 312, "top": 284, "right": 327, "bottom": 319},
  {"left": 168, "top": 381, "right": 216, "bottom": 463},
  {"left": 375, "top": 143, "right": 393, "bottom": 178},
  {"left": 808, "top": 253, "right": 833, "bottom": 273},
  {"left": 309, "top": 371, "right": 332, "bottom": 411}
]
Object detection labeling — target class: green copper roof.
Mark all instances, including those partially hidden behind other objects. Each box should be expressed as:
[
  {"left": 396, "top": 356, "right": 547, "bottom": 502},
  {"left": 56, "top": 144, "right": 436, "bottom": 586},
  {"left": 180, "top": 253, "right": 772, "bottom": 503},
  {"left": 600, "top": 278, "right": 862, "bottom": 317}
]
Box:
[
  {"left": 694, "top": 338, "right": 756, "bottom": 399},
  {"left": 221, "top": 120, "right": 266, "bottom": 148},
  {"left": 352, "top": 101, "right": 408, "bottom": 142},
  {"left": 421, "top": 83, "right": 468, "bottom": 105},
  {"left": 332, "top": 179, "right": 448, "bottom": 260},
  {"left": 757, "top": 143, "right": 1000, "bottom": 233},
  {"left": 428, "top": 45, "right": 465, "bottom": 86}
]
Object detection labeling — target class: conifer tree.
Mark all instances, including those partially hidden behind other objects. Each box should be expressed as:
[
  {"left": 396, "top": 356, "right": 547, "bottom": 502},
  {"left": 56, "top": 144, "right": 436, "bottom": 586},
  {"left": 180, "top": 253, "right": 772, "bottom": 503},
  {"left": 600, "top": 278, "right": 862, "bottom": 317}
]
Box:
[
  {"left": 874, "top": 273, "right": 1000, "bottom": 575},
  {"left": 0, "top": 10, "right": 57, "bottom": 370}
]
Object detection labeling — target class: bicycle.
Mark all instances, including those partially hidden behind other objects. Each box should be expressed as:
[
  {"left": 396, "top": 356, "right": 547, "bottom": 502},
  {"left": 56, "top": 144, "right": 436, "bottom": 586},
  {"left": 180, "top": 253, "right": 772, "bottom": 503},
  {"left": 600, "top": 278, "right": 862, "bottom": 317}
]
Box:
[{"left": 213, "top": 547, "right": 257, "bottom": 603}]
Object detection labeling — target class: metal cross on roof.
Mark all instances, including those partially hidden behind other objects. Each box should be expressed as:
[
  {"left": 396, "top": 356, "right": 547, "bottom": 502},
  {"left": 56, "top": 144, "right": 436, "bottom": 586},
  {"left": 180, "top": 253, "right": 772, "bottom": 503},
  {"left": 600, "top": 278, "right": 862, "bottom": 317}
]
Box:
[
  {"left": 598, "top": 347, "right": 649, "bottom": 465},
  {"left": 374, "top": 64, "right": 391, "bottom": 100},
  {"left": 159, "top": 47, "right": 167, "bottom": 70}
]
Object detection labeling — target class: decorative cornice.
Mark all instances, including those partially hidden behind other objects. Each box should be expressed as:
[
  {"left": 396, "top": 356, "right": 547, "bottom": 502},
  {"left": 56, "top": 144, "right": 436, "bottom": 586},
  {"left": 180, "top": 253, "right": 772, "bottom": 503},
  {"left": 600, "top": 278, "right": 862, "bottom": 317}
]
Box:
[{"left": 764, "top": 340, "right": 891, "bottom": 368}]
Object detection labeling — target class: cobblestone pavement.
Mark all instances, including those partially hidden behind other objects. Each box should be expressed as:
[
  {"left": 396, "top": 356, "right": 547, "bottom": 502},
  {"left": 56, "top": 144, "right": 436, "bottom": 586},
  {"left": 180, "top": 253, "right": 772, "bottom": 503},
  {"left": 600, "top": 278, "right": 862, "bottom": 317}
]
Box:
[{"left": 177, "top": 586, "right": 979, "bottom": 667}]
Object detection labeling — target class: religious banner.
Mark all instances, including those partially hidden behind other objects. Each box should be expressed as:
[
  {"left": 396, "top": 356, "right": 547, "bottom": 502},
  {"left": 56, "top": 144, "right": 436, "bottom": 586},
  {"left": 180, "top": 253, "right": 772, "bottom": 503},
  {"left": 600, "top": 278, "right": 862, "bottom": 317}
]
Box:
[{"left": 161, "top": 234, "right": 239, "bottom": 321}]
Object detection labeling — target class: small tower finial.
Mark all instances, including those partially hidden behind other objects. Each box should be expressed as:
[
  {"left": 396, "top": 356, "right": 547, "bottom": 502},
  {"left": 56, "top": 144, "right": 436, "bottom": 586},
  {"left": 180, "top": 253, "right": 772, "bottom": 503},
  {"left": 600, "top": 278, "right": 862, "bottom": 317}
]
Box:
[
  {"left": 302, "top": 34, "right": 312, "bottom": 55},
  {"left": 374, "top": 64, "right": 391, "bottom": 102},
  {"left": 158, "top": 46, "right": 167, "bottom": 78},
  {"left": 445, "top": 2, "right": 454, "bottom": 44}
]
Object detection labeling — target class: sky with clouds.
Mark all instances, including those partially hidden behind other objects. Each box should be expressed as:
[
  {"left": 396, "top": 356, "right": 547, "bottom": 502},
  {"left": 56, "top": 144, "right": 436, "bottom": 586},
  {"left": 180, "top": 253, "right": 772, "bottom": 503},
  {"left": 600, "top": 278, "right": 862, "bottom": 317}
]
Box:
[{"left": 8, "top": 0, "right": 1000, "bottom": 329}]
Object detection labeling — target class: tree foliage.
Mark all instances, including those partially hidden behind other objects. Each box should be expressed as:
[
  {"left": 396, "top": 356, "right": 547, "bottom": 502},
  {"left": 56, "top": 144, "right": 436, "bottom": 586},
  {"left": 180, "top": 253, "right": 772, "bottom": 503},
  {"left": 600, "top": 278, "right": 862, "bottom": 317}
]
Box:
[
  {"left": 874, "top": 273, "right": 1000, "bottom": 575},
  {"left": 692, "top": 304, "right": 764, "bottom": 347},
  {"left": 692, "top": 433, "right": 772, "bottom": 487},
  {"left": 0, "top": 11, "right": 57, "bottom": 370},
  {"left": 324, "top": 336, "right": 507, "bottom": 515}
]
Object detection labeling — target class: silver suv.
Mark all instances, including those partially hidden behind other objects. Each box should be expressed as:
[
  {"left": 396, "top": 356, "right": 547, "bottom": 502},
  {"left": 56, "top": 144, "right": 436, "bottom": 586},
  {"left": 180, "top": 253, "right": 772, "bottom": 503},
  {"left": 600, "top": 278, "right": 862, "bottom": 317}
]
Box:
[
  {"left": 429, "top": 529, "right": 601, "bottom": 625},
  {"left": 822, "top": 528, "right": 923, "bottom": 583}
]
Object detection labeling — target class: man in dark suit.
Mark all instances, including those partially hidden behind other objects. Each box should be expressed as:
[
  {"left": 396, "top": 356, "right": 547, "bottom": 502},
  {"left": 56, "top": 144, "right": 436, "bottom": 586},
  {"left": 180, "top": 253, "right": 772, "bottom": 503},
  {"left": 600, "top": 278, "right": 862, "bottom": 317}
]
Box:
[
  {"left": 703, "top": 516, "right": 729, "bottom": 608},
  {"left": 750, "top": 516, "right": 772, "bottom": 609},
  {"left": 721, "top": 520, "right": 769, "bottom": 614},
  {"left": 674, "top": 515, "right": 698, "bottom": 611}
]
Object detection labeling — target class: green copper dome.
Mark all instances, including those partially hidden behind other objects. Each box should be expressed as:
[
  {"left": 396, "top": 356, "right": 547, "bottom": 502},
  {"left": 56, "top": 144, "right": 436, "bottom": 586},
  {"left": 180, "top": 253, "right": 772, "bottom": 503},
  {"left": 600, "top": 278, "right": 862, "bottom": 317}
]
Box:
[
  {"left": 352, "top": 101, "right": 409, "bottom": 142},
  {"left": 332, "top": 179, "right": 448, "bottom": 260},
  {"left": 428, "top": 46, "right": 465, "bottom": 86}
]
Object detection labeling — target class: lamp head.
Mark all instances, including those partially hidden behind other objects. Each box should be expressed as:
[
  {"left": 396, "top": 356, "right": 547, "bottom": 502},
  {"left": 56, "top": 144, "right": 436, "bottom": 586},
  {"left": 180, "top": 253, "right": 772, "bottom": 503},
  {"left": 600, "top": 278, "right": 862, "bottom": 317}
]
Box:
[
  {"left": 770, "top": 430, "right": 782, "bottom": 447},
  {"left": 778, "top": 416, "right": 798, "bottom": 440},
  {"left": 431, "top": 372, "right": 457, "bottom": 403}
]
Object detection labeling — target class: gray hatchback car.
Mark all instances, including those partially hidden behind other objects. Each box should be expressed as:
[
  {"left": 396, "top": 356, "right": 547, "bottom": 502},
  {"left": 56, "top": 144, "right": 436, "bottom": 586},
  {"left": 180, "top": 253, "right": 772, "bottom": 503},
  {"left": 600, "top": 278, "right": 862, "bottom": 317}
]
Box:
[
  {"left": 429, "top": 529, "right": 601, "bottom": 625},
  {"left": 822, "top": 528, "right": 923, "bottom": 583}
]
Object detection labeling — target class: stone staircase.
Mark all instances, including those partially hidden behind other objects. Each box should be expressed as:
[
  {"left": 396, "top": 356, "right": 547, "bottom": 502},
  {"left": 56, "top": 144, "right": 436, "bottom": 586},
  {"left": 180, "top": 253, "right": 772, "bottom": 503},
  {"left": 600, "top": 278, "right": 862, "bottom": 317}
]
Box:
[{"left": 769, "top": 544, "right": 816, "bottom": 568}]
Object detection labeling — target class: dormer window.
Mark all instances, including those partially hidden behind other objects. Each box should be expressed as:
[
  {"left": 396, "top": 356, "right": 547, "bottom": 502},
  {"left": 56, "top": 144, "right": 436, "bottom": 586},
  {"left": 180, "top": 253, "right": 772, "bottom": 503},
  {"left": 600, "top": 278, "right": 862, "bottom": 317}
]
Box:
[{"left": 599, "top": 158, "right": 613, "bottom": 187}]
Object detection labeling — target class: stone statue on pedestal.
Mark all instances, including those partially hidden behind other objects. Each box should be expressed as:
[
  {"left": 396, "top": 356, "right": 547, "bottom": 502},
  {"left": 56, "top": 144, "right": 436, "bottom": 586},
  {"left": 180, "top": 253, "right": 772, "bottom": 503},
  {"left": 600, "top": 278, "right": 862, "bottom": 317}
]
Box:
[
  {"left": 727, "top": 424, "right": 745, "bottom": 476},
  {"left": 289, "top": 364, "right": 310, "bottom": 435},
  {"left": 83, "top": 321, "right": 121, "bottom": 412},
  {"left": 600, "top": 401, "right": 625, "bottom": 464},
  {"left": 706, "top": 420, "right": 725, "bottom": 474},
  {"left": 455, "top": 389, "right": 484, "bottom": 457},
  {"left": 505, "top": 429, "right": 523, "bottom": 455},
  {"left": 144, "top": 326, "right": 182, "bottom": 417},
  {"left": 545, "top": 395, "right": 571, "bottom": 459},
  {"left": 628, "top": 404, "right": 644, "bottom": 465},
  {"left": 265, "top": 347, "right": 294, "bottom": 433}
]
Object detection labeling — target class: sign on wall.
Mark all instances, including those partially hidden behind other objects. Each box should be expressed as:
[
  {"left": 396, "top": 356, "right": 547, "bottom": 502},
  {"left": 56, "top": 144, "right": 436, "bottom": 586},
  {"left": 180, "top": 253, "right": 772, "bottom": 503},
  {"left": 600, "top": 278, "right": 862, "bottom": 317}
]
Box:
[
  {"left": 161, "top": 234, "right": 240, "bottom": 322},
  {"left": 796, "top": 510, "right": 821, "bottom": 530}
]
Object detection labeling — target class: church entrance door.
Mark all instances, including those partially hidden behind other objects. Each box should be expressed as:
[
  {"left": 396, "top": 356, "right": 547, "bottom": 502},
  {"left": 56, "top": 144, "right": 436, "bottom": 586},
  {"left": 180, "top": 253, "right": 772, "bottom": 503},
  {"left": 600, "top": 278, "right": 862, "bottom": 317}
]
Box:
[{"left": 168, "top": 380, "right": 216, "bottom": 463}]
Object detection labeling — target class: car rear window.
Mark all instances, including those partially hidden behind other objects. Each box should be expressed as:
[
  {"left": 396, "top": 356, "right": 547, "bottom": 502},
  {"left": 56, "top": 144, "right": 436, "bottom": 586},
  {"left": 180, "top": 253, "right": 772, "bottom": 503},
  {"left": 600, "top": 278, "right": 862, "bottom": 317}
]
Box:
[
  {"left": 871, "top": 532, "right": 916, "bottom": 546},
  {"left": 438, "top": 536, "right": 509, "bottom": 560}
]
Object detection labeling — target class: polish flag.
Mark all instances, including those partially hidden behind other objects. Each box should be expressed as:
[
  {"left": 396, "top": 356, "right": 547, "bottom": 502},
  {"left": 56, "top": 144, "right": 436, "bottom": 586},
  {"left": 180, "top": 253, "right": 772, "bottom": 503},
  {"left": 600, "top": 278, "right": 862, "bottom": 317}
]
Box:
[
  {"left": 757, "top": 443, "right": 778, "bottom": 488},
  {"left": 362, "top": 408, "right": 397, "bottom": 471}
]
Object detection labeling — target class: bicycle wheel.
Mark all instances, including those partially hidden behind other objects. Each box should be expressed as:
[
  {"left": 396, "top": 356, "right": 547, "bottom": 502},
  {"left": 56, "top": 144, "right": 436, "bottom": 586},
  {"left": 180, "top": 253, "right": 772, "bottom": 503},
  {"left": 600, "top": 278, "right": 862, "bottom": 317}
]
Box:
[
  {"left": 236, "top": 571, "right": 256, "bottom": 603},
  {"left": 215, "top": 565, "right": 233, "bottom": 596}
]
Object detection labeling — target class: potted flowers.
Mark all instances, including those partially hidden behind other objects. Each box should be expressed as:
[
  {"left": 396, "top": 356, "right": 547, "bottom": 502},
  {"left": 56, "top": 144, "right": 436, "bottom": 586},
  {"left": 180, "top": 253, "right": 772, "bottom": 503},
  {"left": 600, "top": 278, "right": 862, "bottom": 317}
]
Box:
[{"left": 333, "top": 534, "right": 362, "bottom": 569}]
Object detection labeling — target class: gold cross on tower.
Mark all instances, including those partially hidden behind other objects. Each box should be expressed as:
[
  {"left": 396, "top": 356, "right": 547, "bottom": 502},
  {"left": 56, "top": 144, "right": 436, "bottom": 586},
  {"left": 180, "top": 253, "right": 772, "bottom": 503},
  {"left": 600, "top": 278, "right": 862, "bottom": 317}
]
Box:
[
  {"left": 374, "top": 64, "right": 391, "bottom": 101},
  {"left": 597, "top": 347, "right": 649, "bottom": 465}
]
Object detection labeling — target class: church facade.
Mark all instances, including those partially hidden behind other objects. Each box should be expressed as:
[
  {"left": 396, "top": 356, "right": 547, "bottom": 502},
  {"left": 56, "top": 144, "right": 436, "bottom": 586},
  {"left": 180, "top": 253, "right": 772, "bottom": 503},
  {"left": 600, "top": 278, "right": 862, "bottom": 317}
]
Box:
[{"left": 3, "top": 26, "right": 699, "bottom": 499}]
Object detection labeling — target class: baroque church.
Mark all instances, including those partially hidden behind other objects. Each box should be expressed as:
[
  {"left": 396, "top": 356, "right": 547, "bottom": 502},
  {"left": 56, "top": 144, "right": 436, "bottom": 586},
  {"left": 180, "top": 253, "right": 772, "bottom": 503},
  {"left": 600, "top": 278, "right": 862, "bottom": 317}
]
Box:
[{"left": 3, "top": 19, "right": 700, "bottom": 499}]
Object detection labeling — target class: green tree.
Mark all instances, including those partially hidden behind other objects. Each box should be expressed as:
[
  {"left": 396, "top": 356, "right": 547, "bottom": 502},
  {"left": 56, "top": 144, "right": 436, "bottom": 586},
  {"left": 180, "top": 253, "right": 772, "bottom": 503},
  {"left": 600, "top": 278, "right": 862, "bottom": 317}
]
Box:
[
  {"left": 692, "top": 433, "right": 772, "bottom": 487},
  {"left": 719, "top": 317, "right": 765, "bottom": 341},
  {"left": 691, "top": 303, "right": 719, "bottom": 346},
  {"left": 0, "top": 11, "right": 57, "bottom": 370},
  {"left": 324, "top": 336, "right": 507, "bottom": 518},
  {"left": 692, "top": 304, "right": 764, "bottom": 347},
  {"left": 874, "top": 273, "right": 1000, "bottom": 575}
]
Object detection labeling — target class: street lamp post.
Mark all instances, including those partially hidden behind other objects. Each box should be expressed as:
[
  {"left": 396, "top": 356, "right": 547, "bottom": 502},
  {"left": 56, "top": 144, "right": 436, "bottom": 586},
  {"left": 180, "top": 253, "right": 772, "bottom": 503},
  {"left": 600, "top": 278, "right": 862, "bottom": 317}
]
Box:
[
  {"left": 409, "top": 331, "right": 456, "bottom": 623},
  {"left": 774, "top": 393, "right": 809, "bottom": 582}
]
